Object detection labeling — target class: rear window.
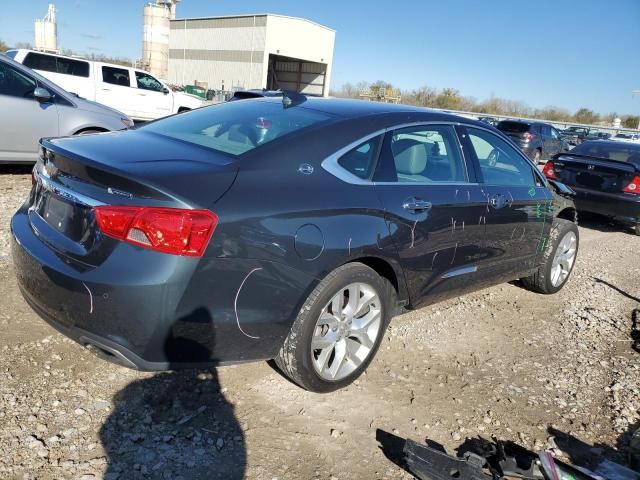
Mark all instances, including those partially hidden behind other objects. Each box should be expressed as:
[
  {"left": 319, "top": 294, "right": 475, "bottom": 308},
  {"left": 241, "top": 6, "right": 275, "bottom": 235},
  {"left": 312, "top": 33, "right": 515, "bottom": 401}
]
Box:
[
  {"left": 571, "top": 141, "right": 640, "bottom": 164},
  {"left": 140, "top": 100, "right": 335, "bottom": 156},
  {"left": 23, "top": 52, "right": 89, "bottom": 77},
  {"left": 496, "top": 121, "right": 530, "bottom": 133},
  {"left": 102, "top": 66, "right": 130, "bottom": 87}
]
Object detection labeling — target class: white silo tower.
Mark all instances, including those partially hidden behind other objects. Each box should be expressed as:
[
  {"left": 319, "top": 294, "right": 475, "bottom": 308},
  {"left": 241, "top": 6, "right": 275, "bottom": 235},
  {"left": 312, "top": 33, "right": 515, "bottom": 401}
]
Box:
[
  {"left": 142, "top": 0, "right": 181, "bottom": 80},
  {"left": 35, "top": 4, "right": 58, "bottom": 53}
]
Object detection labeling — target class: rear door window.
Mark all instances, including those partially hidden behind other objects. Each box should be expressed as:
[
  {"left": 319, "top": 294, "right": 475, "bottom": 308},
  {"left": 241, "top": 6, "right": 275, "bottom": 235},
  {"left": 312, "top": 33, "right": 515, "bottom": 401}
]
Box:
[
  {"left": 55, "top": 57, "right": 89, "bottom": 77},
  {"left": 375, "top": 125, "right": 467, "bottom": 183},
  {"left": 102, "top": 66, "right": 131, "bottom": 87}
]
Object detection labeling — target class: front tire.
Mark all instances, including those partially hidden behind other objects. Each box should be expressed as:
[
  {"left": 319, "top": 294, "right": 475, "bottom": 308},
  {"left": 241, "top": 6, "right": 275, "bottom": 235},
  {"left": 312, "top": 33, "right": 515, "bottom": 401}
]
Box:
[
  {"left": 521, "top": 218, "right": 579, "bottom": 294},
  {"left": 275, "top": 263, "right": 394, "bottom": 393}
]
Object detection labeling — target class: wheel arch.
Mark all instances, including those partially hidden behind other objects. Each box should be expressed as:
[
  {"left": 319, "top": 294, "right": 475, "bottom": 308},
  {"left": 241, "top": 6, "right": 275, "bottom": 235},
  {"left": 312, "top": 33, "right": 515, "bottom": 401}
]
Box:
[
  {"left": 72, "top": 126, "right": 109, "bottom": 135},
  {"left": 343, "top": 255, "right": 409, "bottom": 307},
  {"left": 556, "top": 206, "right": 577, "bottom": 223}
]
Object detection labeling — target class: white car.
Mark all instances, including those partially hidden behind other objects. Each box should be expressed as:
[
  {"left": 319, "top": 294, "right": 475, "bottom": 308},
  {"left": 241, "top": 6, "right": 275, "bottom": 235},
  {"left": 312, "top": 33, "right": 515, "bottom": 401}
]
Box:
[
  {"left": 611, "top": 133, "right": 640, "bottom": 144},
  {"left": 7, "top": 49, "right": 204, "bottom": 122}
]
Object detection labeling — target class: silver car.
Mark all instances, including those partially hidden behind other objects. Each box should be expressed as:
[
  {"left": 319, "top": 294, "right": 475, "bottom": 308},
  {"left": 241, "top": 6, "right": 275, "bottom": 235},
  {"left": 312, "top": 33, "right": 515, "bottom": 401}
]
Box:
[{"left": 0, "top": 53, "right": 132, "bottom": 164}]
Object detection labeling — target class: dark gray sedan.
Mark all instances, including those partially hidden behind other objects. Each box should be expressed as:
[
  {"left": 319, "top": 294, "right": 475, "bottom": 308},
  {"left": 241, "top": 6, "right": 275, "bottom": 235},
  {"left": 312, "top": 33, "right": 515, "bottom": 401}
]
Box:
[{"left": 0, "top": 53, "right": 132, "bottom": 164}]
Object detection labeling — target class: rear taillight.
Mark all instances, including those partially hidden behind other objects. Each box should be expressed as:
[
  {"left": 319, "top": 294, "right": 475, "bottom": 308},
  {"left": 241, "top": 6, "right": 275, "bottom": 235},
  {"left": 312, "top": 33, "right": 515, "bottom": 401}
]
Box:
[
  {"left": 542, "top": 161, "right": 557, "bottom": 180},
  {"left": 622, "top": 176, "right": 640, "bottom": 194},
  {"left": 523, "top": 132, "right": 536, "bottom": 142},
  {"left": 94, "top": 206, "right": 218, "bottom": 257}
]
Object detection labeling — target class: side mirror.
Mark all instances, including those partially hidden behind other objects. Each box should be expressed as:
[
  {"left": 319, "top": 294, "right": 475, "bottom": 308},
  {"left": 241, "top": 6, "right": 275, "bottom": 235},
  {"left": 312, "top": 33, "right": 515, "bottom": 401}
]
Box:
[
  {"left": 34, "top": 87, "right": 52, "bottom": 103},
  {"left": 162, "top": 87, "right": 170, "bottom": 94}
]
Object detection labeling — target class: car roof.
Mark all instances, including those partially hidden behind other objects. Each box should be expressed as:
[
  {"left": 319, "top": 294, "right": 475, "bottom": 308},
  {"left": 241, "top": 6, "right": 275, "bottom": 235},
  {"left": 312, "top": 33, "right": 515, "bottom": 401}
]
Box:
[
  {"left": 255, "top": 96, "right": 445, "bottom": 119},
  {"left": 580, "top": 139, "right": 640, "bottom": 149}
]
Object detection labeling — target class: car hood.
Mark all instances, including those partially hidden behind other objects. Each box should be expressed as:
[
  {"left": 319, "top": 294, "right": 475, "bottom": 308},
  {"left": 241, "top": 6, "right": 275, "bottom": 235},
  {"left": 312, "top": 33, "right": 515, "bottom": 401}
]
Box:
[
  {"left": 175, "top": 91, "right": 205, "bottom": 108},
  {"left": 72, "top": 95, "right": 130, "bottom": 120}
]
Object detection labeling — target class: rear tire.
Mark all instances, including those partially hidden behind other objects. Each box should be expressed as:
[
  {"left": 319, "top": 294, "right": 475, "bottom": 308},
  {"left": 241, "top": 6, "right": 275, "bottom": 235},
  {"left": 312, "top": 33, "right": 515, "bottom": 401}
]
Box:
[
  {"left": 275, "top": 263, "right": 394, "bottom": 393},
  {"left": 521, "top": 218, "right": 579, "bottom": 294}
]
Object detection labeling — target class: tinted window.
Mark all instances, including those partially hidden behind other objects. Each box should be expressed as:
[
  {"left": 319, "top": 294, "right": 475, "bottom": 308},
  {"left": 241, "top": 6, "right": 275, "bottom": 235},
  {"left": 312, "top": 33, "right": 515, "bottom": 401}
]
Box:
[
  {"left": 102, "top": 66, "right": 130, "bottom": 87},
  {"left": 56, "top": 57, "right": 89, "bottom": 77},
  {"left": 0, "top": 61, "right": 36, "bottom": 98},
  {"left": 541, "top": 124, "right": 551, "bottom": 136},
  {"left": 497, "top": 121, "right": 530, "bottom": 134},
  {"left": 23, "top": 52, "right": 89, "bottom": 77},
  {"left": 141, "top": 100, "right": 334, "bottom": 156},
  {"left": 550, "top": 127, "right": 560, "bottom": 139},
  {"left": 23, "top": 52, "right": 56, "bottom": 73},
  {"left": 135, "top": 71, "right": 164, "bottom": 92},
  {"left": 571, "top": 141, "right": 640, "bottom": 164},
  {"left": 383, "top": 125, "right": 466, "bottom": 183},
  {"left": 337, "top": 136, "right": 382, "bottom": 179},
  {"left": 5, "top": 51, "right": 18, "bottom": 60},
  {"left": 467, "top": 127, "right": 535, "bottom": 186}
]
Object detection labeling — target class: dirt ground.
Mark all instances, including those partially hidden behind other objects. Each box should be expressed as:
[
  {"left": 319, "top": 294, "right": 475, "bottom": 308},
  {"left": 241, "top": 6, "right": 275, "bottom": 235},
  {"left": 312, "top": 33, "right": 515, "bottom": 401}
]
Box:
[{"left": 0, "top": 166, "right": 639, "bottom": 480}]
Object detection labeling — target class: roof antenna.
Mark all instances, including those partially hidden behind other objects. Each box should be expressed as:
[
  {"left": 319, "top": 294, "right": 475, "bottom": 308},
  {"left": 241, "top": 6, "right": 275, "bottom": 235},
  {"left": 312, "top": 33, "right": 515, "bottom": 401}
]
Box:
[{"left": 282, "top": 90, "right": 307, "bottom": 109}]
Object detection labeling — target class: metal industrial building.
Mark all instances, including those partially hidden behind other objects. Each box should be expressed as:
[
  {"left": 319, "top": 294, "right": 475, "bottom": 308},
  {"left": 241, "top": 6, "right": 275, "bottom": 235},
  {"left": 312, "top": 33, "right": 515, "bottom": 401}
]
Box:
[{"left": 168, "top": 14, "right": 335, "bottom": 96}]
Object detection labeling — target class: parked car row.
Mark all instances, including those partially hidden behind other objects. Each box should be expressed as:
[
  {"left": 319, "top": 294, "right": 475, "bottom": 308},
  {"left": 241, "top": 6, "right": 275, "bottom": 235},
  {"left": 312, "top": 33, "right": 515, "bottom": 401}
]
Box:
[
  {"left": 543, "top": 140, "right": 640, "bottom": 235},
  {"left": 495, "top": 120, "right": 569, "bottom": 163},
  {"left": 6, "top": 49, "right": 204, "bottom": 122},
  {"left": 0, "top": 53, "right": 132, "bottom": 163}
]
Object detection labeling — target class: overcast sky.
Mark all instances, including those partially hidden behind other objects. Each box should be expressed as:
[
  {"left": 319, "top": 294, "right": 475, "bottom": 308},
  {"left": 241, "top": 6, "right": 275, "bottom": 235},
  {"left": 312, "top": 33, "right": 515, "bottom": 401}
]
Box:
[{"left": 2, "top": 0, "right": 639, "bottom": 115}]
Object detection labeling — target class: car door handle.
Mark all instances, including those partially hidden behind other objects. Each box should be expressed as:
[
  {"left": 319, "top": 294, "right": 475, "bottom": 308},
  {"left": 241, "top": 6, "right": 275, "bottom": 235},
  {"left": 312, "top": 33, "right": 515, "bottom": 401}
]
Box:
[
  {"left": 402, "top": 198, "right": 432, "bottom": 213},
  {"left": 489, "top": 194, "right": 510, "bottom": 209},
  {"left": 101, "top": 88, "right": 111, "bottom": 91}
]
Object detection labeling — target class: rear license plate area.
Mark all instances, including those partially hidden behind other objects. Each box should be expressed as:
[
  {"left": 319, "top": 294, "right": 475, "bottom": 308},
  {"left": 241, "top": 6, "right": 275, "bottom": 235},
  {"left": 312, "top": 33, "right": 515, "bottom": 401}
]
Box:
[
  {"left": 35, "top": 191, "right": 88, "bottom": 241},
  {"left": 576, "top": 172, "right": 604, "bottom": 189}
]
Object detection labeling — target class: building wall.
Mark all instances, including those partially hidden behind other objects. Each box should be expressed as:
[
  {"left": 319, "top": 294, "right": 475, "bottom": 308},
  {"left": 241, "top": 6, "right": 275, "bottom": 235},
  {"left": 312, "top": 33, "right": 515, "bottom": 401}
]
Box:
[
  {"left": 168, "top": 14, "right": 335, "bottom": 95},
  {"left": 262, "top": 16, "right": 335, "bottom": 96},
  {"left": 168, "top": 15, "right": 267, "bottom": 90}
]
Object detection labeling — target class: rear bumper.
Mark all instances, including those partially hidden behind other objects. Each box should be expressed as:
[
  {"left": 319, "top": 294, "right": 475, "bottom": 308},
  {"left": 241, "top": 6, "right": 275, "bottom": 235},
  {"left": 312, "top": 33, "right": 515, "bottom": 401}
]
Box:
[
  {"left": 570, "top": 186, "right": 640, "bottom": 224},
  {"left": 11, "top": 206, "right": 315, "bottom": 370}
]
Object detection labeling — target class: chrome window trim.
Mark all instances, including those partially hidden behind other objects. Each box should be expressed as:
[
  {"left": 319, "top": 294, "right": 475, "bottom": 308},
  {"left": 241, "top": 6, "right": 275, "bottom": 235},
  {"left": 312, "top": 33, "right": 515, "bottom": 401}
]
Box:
[{"left": 321, "top": 120, "right": 480, "bottom": 186}]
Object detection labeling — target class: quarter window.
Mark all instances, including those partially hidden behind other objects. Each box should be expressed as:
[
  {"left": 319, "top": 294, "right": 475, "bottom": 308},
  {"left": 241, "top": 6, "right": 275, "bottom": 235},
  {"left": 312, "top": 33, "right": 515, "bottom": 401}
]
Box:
[
  {"left": 135, "top": 71, "right": 164, "bottom": 92},
  {"left": 0, "top": 62, "right": 36, "bottom": 98},
  {"left": 102, "top": 66, "right": 131, "bottom": 87},
  {"left": 466, "top": 127, "right": 536, "bottom": 186},
  {"left": 337, "top": 136, "right": 382, "bottom": 179},
  {"left": 381, "top": 125, "right": 466, "bottom": 183},
  {"left": 23, "top": 52, "right": 89, "bottom": 77}
]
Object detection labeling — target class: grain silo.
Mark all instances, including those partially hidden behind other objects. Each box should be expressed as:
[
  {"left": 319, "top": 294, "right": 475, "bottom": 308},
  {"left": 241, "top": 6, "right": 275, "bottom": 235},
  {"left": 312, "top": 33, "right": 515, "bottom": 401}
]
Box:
[
  {"left": 142, "top": 0, "right": 181, "bottom": 80},
  {"left": 34, "top": 4, "right": 58, "bottom": 53}
]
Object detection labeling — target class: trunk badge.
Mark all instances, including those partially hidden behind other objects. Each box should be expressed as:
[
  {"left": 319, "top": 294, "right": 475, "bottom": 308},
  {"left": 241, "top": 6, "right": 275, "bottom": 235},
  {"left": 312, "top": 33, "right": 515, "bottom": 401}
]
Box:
[
  {"left": 107, "top": 187, "right": 133, "bottom": 199},
  {"left": 587, "top": 164, "right": 595, "bottom": 170}
]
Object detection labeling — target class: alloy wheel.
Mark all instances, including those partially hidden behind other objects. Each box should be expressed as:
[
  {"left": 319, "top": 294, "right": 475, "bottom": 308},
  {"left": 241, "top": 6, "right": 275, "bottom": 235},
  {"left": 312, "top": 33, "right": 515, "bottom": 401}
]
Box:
[
  {"left": 311, "top": 282, "right": 382, "bottom": 381},
  {"left": 550, "top": 231, "right": 577, "bottom": 287}
]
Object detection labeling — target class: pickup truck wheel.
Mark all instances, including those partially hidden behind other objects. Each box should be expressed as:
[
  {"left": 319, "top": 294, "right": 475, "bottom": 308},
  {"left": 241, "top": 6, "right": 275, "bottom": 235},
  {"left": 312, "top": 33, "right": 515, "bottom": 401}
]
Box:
[
  {"left": 521, "top": 218, "right": 579, "bottom": 294},
  {"left": 275, "top": 263, "right": 394, "bottom": 393}
]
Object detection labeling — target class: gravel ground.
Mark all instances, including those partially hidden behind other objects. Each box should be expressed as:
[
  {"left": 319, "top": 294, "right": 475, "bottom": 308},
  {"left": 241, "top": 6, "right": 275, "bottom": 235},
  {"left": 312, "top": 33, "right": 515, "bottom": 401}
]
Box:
[{"left": 0, "top": 167, "right": 639, "bottom": 479}]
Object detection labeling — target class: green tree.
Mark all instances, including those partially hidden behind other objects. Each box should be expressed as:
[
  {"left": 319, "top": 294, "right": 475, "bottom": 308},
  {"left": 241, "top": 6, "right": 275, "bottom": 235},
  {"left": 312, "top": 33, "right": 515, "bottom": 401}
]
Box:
[
  {"left": 573, "top": 107, "right": 600, "bottom": 125},
  {"left": 622, "top": 116, "right": 640, "bottom": 129}
]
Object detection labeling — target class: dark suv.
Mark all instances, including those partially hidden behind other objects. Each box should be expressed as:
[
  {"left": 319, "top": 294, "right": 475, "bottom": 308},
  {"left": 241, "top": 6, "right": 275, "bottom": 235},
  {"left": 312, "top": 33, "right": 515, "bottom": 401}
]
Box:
[{"left": 497, "top": 120, "right": 567, "bottom": 163}]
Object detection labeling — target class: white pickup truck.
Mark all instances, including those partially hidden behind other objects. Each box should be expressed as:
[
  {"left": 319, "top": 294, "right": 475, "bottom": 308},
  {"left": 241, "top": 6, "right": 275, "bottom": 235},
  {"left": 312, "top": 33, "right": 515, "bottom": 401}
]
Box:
[{"left": 7, "top": 49, "right": 204, "bottom": 122}]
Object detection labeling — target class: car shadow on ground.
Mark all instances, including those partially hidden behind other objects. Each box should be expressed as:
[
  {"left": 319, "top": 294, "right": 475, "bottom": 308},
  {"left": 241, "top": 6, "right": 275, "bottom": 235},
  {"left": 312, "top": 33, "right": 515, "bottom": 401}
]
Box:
[
  {"left": 0, "top": 165, "right": 32, "bottom": 176},
  {"left": 577, "top": 212, "right": 637, "bottom": 236},
  {"left": 99, "top": 330, "right": 246, "bottom": 479}
]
